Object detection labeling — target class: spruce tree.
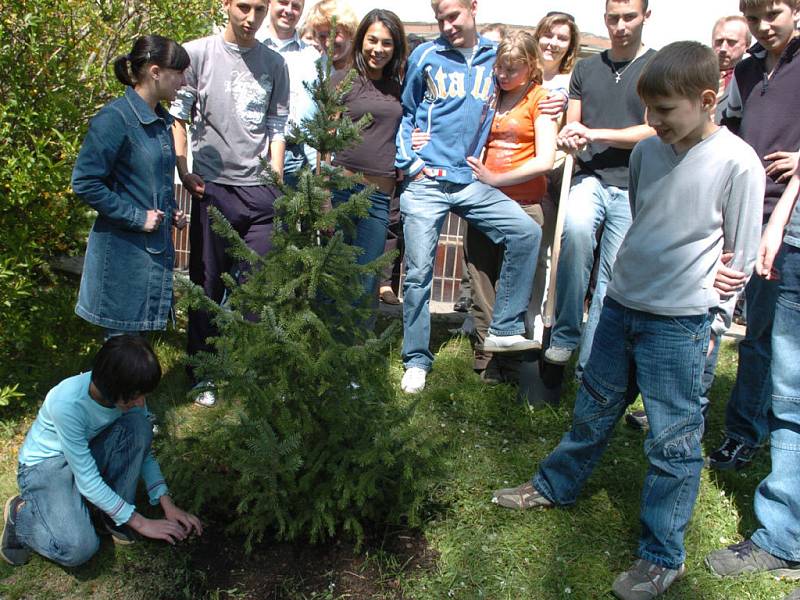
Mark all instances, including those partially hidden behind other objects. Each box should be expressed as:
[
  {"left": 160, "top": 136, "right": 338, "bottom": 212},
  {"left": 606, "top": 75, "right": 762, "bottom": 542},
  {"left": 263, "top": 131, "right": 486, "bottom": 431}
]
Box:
[{"left": 165, "top": 38, "right": 444, "bottom": 549}]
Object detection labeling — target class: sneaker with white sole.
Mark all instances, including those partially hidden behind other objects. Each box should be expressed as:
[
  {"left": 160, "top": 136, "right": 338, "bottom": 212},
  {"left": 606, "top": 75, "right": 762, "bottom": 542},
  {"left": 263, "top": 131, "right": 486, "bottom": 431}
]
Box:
[
  {"left": 612, "top": 558, "right": 686, "bottom": 600},
  {"left": 401, "top": 367, "right": 427, "bottom": 393},
  {"left": 544, "top": 345, "right": 573, "bottom": 364},
  {"left": 705, "top": 539, "right": 800, "bottom": 578},
  {"left": 192, "top": 381, "right": 217, "bottom": 407},
  {"left": 491, "top": 481, "right": 554, "bottom": 510},
  {"left": 483, "top": 334, "right": 538, "bottom": 353}
]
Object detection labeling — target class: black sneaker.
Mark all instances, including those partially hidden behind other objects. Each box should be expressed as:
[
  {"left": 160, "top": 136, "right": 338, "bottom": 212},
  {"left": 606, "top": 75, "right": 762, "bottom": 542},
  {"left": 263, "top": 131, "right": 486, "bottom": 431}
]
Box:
[
  {"left": 708, "top": 436, "right": 758, "bottom": 470},
  {"left": 625, "top": 410, "right": 649, "bottom": 430},
  {"left": 2, "top": 496, "right": 30, "bottom": 566},
  {"left": 100, "top": 515, "right": 139, "bottom": 545}
]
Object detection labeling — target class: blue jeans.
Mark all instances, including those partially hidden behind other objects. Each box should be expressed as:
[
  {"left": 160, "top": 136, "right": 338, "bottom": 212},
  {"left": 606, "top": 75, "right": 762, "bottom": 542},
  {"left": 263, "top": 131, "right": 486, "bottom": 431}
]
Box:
[
  {"left": 724, "top": 246, "right": 784, "bottom": 448},
  {"left": 331, "top": 183, "right": 392, "bottom": 302},
  {"left": 401, "top": 177, "right": 540, "bottom": 370},
  {"left": 751, "top": 244, "right": 800, "bottom": 561},
  {"left": 14, "top": 409, "right": 153, "bottom": 567},
  {"left": 550, "top": 175, "right": 632, "bottom": 377},
  {"left": 534, "top": 298, "right": 710, "bottom": 569}
]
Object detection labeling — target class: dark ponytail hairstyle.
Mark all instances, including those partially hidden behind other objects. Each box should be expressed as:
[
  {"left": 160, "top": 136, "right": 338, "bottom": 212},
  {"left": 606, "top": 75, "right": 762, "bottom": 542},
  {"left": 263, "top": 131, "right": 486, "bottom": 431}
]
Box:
[
  {"left": 352, "top": 9, "right": 407, "bottom": 84},
  {"left": 112, "top": 35, "right": 190, "bottom": 87}
]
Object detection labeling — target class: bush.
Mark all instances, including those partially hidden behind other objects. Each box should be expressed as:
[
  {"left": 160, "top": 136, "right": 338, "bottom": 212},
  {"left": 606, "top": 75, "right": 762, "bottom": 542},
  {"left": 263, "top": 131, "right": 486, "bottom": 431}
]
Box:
[
  {"left": 161, "top": 61, "right": 445, "bottom": 549},
  {"left": 0, "top": 0, "right": 218, "bottom": 396}
]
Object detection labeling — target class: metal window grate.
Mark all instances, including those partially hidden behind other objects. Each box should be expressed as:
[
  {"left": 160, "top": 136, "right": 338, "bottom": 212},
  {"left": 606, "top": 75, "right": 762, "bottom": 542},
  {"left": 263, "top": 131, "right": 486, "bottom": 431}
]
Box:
[{"left": 170, "top": 183, "right": 466, "bottom": 302}]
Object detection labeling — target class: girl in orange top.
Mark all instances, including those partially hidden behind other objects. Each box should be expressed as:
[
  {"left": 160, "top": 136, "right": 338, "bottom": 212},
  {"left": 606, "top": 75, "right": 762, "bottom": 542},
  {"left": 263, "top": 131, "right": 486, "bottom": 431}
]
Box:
[{"left": 466, "top": 32, "right": 557, "bottom": 379}]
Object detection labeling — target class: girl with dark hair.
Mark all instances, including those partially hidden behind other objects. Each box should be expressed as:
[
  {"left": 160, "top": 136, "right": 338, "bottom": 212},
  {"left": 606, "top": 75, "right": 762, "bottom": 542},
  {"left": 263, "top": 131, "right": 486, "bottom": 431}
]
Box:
[
  {"left": 71, "top": 35, "right": 190, "bottom": 337},
  {"left": 2, "top": 335, "right": 202, "bottom": 568},
  {"left": 329, "top": 9, "right": 407, "bottom": 310}
]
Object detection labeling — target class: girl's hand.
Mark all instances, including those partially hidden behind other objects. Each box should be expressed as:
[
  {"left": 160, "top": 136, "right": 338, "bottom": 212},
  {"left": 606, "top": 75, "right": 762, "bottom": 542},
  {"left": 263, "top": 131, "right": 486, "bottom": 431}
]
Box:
[
  {"left": 143, "top": 209, "right": 165, "bottom": 232},
  {"left": 127, "top": 512, "right": 189, "bottom": 544},
  {"left": 172, "top": 210, "right": 187, "bottom": 230},
  {"left": 539, "top": 91, "right": 568, "bottom": 117},
  {"left": 410, "top": 128, "right": 431, "bottom": 152},
  {"left": 466, "top": 156, "right": 498, "bottom": 187},
  {"left": 160, "top": 495, "right": 203, "bottom": 536},
  {"left": 756, "top": 224, "right": 785, "bottom": 280},
  {"left": 764, "top": 151, "right": 799, "bottom": 183}
]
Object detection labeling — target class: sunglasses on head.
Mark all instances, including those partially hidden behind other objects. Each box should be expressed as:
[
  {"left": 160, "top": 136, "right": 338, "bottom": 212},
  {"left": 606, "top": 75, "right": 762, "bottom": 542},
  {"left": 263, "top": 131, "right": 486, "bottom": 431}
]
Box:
[{"left": 545, "top": 11, "right": 575, "bottom": 22}]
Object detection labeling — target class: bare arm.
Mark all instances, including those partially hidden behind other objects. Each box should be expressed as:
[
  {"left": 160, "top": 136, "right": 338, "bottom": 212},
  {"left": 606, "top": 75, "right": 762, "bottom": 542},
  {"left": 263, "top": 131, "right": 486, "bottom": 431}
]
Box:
[
  {"left": 558, "top": 98, "right": 655, "bottom": 150},
  {"left": 270, "top": 138, "right": 286, "bottom": 182},
  {"left": 171, "top": 119, "right": 205, "bottom": 198}
]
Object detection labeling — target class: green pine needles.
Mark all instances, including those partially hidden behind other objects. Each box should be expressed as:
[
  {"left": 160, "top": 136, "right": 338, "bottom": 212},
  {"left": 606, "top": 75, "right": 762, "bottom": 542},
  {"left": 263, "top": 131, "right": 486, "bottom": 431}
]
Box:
[{"left": 165, "top": 38, "right": 444, "bottom": 550}]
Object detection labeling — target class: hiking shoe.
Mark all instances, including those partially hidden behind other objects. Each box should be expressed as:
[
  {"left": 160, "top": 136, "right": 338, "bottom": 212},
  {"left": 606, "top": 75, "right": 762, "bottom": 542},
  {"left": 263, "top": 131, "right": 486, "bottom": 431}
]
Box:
[
  {"left": 491, "top": 481, "right": 554, "bottom": 510},
  {"left": 192, "top": 381, "right": 217, "bottom": 407},
  {"left": 2, "top": 496, "right": 30, "bottom": 566},
  {"left": 544, "top": 345, "right": 573, "bottom": 364},
  {"left": 705, "top": 539, "right": 800, "bottom": 578},
  {"left": 484, "top": 334, "right": 538, "bottom": 353},
  {"left": 612, "top": 559, "right": 686, "bottom": 599},
  {"left": 625, "top": 410, "right": 649, "bottom": 430},
  {"left": 707, "top": 436, "right": 757, "bottom": 470},
  {"left": 401, "top": 367, "right": 427, "bottom": 394}
]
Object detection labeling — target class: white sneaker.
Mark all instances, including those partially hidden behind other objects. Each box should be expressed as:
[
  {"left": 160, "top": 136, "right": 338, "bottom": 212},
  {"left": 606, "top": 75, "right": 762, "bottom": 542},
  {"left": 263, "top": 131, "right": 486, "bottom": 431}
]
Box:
[
  {"left": 401, "top": 367, "right": 427, "bottom": 394},
  {"left": 192, "top": 382, "right": 217, "bottom": 407},
  {"left": 483, "top": 334, "right": 538, "bottom": 353},
  {"left": 544, "top": 346, "right": 573, "bottom": 364}
]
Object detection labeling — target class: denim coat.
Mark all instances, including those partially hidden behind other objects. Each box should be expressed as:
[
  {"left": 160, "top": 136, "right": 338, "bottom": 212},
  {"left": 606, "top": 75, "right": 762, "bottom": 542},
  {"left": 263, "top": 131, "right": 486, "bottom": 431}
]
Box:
[{"left": 72, "top": 87, "right": 177, "bottom": 331}]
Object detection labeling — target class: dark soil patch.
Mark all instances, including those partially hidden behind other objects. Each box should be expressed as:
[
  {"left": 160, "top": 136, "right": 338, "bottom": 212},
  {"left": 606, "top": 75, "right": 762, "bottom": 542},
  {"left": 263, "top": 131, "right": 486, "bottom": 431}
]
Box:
[{"left": 189, "top": 523, "right": 436, "bottom": 599}]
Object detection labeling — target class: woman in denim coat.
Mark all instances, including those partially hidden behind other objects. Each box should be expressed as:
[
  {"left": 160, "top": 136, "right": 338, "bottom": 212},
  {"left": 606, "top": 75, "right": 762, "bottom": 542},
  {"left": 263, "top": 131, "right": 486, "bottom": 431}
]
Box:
[{"left": 71, "top": 36, "right": 190, "bottom": 336}]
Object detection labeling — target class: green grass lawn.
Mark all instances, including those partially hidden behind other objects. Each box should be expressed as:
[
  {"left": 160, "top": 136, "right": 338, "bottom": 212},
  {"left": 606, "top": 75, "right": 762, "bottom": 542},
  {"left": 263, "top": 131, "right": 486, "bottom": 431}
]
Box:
[{"left": 1, "top": 323, "right": 797, "bottom": 599}]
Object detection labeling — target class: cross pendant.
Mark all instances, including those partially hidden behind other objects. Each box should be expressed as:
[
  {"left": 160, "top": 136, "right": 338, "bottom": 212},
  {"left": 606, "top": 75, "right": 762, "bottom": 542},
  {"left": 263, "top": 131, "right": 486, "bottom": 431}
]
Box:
[{"left": 615, "top": 74, "right": 621, "bottom": 83}]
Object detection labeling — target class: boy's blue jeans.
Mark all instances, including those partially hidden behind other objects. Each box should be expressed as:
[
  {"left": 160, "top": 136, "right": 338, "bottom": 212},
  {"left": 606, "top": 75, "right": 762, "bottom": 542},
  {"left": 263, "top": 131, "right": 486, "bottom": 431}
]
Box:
[
  {"left": 400, "top": 177, "right": 540, "bottom": 371},
  {"left": 14, "top": 409, "right": 153, "bottom": 567},
  {"left": 533, "top": 298, "right": 711, "bottom": 569},
  {"left": 723, "top": 246, "right": 784, "bottom": 448},
  {"left": 751, "top": 245, "right": 800, "bottom": 562},
  {"left": 550, "top": 175, "right": 632, "bottom": 378}
]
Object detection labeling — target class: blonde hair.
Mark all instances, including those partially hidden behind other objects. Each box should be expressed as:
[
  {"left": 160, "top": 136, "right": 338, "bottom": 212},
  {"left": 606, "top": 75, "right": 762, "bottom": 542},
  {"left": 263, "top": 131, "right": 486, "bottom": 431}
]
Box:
[
  {"left": 533, "top": 13, "right": 581, "bottom": 74},
  {"left": 496, "top": 31, "right": 543, "bottom": 85},
  {"left": 304, "top": 0, "right": 359, "bottom": 38}
]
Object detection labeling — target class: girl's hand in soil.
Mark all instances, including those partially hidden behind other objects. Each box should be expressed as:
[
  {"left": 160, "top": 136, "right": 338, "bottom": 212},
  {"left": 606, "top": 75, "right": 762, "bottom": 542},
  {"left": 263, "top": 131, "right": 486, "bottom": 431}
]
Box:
[
  {"left": 161, "top": 494, "right": 204, "bottom": 536},
  {"left": 127, "top": 512, "right": 189, "bottom": 544}
]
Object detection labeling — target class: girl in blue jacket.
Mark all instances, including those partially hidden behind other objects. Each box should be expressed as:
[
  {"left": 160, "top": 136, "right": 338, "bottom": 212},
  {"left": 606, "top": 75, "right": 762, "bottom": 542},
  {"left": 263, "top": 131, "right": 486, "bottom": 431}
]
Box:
[{"left": 71, "top": 36, "right": 190, "bottom": 336}]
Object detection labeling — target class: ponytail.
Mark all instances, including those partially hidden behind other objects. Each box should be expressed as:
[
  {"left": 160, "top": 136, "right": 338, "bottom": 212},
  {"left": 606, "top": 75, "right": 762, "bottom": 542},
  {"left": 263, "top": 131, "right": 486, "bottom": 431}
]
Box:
[
  {"left": 112, "top": 54, "right": 135, "bottom": 86},
  {"left": 112, "top": 35, "right": 190, "bottom": 87}
]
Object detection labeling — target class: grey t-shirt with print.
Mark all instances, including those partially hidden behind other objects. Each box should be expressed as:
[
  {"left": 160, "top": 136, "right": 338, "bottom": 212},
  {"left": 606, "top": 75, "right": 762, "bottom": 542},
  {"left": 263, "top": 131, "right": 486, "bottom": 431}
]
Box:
[{"left": 170, "top": 34, "right": 290, "bottom": 186}]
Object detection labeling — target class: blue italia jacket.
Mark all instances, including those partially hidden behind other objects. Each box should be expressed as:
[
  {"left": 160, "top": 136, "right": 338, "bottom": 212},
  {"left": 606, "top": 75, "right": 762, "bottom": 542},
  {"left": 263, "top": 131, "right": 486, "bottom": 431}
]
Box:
[{"left": 395, "top": 35, "right": 497, "bottom": 184}]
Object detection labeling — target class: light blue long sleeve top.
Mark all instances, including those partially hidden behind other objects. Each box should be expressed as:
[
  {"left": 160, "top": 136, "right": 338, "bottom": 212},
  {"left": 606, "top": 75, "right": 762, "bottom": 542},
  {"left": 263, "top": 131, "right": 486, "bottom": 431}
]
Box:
[{"left": 18, "top": 372, "right": 168, "bottom": 526}]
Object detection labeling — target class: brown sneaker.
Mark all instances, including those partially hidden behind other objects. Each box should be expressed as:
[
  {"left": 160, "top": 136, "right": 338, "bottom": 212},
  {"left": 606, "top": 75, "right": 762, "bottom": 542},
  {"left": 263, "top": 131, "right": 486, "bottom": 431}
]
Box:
[{"left": 491, "top": 481, "right": 554, "bottom": 510}]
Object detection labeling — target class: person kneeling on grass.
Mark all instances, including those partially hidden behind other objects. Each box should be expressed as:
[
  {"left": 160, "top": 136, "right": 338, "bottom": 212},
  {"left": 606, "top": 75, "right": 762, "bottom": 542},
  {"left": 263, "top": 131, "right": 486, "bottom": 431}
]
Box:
[
  {"left": 1, "top": 335, "right": 202, "bottom": 568},
  {"left": 491, "top": 42, "right": 764, "bottom": 600}
]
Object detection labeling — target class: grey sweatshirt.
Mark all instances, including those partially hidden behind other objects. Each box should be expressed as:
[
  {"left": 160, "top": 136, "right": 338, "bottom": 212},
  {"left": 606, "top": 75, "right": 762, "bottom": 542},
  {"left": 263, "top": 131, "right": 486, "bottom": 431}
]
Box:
[
  {"left": 607, "top": 128, "right": 764, "bottom": 335},
  {"left": 170, "top": 34, "right": 290, "bottom": 186}
]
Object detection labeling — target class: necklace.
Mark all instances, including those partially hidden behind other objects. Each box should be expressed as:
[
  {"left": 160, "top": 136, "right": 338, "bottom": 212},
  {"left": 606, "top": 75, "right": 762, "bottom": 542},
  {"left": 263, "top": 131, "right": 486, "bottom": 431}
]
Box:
[{"left": 611, "top": 58, "right": 637, "bottom": 83}]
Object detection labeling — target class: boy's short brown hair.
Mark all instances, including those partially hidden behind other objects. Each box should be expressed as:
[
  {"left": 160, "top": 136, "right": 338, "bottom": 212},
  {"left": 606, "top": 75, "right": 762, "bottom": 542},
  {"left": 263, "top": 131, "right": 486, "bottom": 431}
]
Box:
[
  {"left": 637, "top": 41, "right": 718, "bottom": 102},
  {"left": 739, "top": 0, "right": 799, "bottom": 12}
]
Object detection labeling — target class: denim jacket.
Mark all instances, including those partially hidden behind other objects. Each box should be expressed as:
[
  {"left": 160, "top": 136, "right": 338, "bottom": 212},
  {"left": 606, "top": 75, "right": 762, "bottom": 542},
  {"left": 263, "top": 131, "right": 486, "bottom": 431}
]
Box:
[{"left": 72, "top": 87, "right": 177, "bottom": 330}]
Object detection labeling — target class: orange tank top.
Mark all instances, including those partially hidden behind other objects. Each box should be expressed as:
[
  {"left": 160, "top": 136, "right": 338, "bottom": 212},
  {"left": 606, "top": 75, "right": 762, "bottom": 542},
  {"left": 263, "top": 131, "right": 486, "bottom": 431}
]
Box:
[{"left": 483, "top": 84, "right": 549, "bottom": 205}]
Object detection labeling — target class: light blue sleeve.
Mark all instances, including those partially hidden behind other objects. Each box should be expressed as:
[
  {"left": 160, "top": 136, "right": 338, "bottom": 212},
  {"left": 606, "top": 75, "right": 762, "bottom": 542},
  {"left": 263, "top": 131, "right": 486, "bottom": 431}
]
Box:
[
  {"left": 49, "top": 400, "right": 135, "bottom": 526},
  {"left": 140, "top": 406, "right": 168, "bottom": 505},
  {"left": 395, "top": 48, "right": 426, "bottom": 177}
]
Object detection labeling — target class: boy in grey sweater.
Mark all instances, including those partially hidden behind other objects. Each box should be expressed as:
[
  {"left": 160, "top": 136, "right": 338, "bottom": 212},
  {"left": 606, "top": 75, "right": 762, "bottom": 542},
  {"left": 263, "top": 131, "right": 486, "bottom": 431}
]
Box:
[{"left": 492, "top": 42, "right": 764, "bottom": 600}]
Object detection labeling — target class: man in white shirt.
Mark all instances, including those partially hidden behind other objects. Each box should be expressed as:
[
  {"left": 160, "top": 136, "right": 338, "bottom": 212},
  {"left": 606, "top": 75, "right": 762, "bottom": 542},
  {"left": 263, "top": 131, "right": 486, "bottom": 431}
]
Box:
[{"left": 256, "top": 0, "right": 321, "bottom": 186}]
